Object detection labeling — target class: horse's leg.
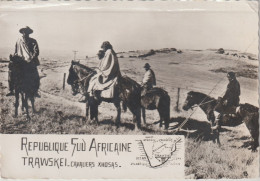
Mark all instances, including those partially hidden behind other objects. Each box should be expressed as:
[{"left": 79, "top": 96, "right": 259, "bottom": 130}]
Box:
[
  {"left": 135, "top": 107, "right": 141, "bottom": 129},
  {"left": 114, "top": 100, "right": 121, "bottom": 128},
  {"left": 30, "top": 95, "right": 35, "bottom": 114},
  {"left": 164, "top": 100, "right": 170, "bottom": 130},
  {"left": 128, "top": 106, "right": 141, "bottom": 129},
  {"left": 24, "top": 94, "right": 30, "bottom": 120},
  {"left": 158, "top": 109, "right": 163, "bottom": 128},
  {"left": 14, "top": 91, "right": 19, "bottom": 117},
  {"left": 21, "top": 93, "right": 25, "bottom": 112},
  {"left": 94, "top": 103, "right": 99, "bottom": 124},
  {"left": 89, "top": 99, "right": 99, "bottom": 124},
  {"left": 208, "top": 111, "right": 215, "bottom": 126},
  {"left": 141, "top": 107, "right": 146, "bottom": 125},
  {"left": 85, "top": 98, "right": 89, "bottom": 120}
]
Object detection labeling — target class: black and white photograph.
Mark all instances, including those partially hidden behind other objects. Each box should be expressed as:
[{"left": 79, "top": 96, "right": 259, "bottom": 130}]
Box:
[{"left": 0, "top": 0, "right": 259, "bottom": 179}]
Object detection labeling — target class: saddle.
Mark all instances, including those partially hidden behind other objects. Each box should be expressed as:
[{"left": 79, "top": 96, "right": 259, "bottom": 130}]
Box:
[
  {"left": 141, "top": 87, "right": 167, "bottom": 97},
  {"left": 216, "top": 97, "right": 237, "bottom": 115}
]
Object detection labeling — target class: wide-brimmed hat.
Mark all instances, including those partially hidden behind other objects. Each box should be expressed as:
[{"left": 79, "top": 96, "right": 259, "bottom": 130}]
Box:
[
  {"left": 19, "top": 26, "right": 33, "bottom": 34},
  {"left": 144, "top": 63, "right": 151, "bottom": 68}
]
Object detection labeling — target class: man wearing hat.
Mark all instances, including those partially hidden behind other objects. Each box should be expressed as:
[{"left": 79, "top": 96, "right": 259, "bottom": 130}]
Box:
[
  {"left": 141, "top": 63, "right": 156, "bottom": 96},
  {"left": 6, "top": 26, "right": 40, "bottom": 97}
]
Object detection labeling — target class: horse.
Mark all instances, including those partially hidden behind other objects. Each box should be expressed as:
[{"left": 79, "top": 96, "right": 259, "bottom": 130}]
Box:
[
  {"left": 10, "top": 55, "right": 38, "bottom": 119},
  {"left": 182, "top": 91, "right": 217, "bottom": 125},
  {"left": 236, "top": 103, "right": 259, "bottom": 151},
  {"left": 216, "top": 100, "right": 259, "bottom": 151},
  {"left": 67, "top": 61, "right": 142, "bottom": 129},
  {"left": 141, "top": 88, "right": 170, "bottom": 129}
]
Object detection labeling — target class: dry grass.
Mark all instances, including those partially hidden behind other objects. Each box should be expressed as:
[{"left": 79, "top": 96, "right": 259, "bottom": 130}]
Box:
[{"left": 185, "top": 137, "right": 259, "bottom": 179}]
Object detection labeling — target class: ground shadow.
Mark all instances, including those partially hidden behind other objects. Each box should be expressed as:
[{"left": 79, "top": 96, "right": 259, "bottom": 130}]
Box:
[
  {"left": 99, "top": 119, "right": 136, "bottom": 130},
  {"left": 240, "top": 141, "right": 252, "bottom": 149}
]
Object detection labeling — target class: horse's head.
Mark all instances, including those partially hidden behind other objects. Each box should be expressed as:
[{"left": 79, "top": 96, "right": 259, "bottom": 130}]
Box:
[
  {"left": 182, "top": 91, "right": 198, "bottom": 111},
  {"left": 67, "top": 60, "right": 80, "bottom": 95}
]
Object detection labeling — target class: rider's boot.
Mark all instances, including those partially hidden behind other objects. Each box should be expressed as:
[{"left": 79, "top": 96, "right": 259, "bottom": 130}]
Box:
[{"left": 216, "top": 113, "right": 223, "bottom": 130}]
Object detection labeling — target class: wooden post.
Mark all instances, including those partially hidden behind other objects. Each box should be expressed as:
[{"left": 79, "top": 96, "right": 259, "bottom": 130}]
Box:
[
  {"left": 175, "top": 88, "right": 180, "bottom": 112},
  {"left": 63, "top": 73, "right": 66, "bottom": 90}
]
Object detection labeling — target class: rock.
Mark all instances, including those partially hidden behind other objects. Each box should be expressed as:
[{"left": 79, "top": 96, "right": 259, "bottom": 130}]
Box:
[
  {"left": 248, "top": 56, "right": 257, "bottom": 60},
  {"left": 177, "top": 50, "right": 182, "bottom": 54},
  {"left": 138, "top": 49, "right": 156, "bottom": 58},
  {"left": 217, "top": 48, "right": 225, "bottom": 54}
]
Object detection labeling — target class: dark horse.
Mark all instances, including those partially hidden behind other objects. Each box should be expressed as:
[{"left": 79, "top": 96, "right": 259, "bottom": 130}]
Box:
[
  {"left": 183, "top": 91, "right": 242, "bottom": 127},
  {"left": 237, "top": 103, "right": 259, "bottom": 151},
  {"left": 141, "top": 88, "right": 170, "bottom": 129},
  {"left": 10, "top": 55, "right": 37, "bottom": 119},
  {"left": 216, "top": 100, "right": 259, "bottom": 151},
  {"left": 67, "top": 61, "right": 142, "bottom": 129},
  {"left": 182, "top": 91, "right": 217, "bottom": 125}
]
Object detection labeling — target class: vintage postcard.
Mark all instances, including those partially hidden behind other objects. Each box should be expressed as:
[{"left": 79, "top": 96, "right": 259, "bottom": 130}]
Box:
[{"left": 0, "top": 0, "right": 259, "bottom": 179}]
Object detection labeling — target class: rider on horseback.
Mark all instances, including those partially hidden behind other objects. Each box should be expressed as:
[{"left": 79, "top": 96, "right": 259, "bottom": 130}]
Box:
[
  {"left": 222, "top": 72, "right": 240, "bottom": 108},
  {"left": 87, "top": 41, "right": 121, "bottom": 102},
  {"left": 216, "top": 72, "right": 240, "bottom": 125},
  {"left": 141, "top": 63, "right": 156, "bottom": 96},
  {"left": 6, "top": 26, "right": 40, "bottom": 98}
]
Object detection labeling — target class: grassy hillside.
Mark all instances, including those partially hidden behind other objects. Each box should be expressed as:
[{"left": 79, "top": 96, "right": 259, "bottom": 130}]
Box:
[{"left": 0, "top": 48, "right": 258, "bottom": 178}]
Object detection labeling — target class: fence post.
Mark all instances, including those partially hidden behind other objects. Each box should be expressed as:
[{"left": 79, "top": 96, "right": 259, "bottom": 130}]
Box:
[
  {"left": 175, "top": 88, "right": 180, "bottom": 112},
  {"left": 63, "top": 73, "right": 66, "bottom": 90}
]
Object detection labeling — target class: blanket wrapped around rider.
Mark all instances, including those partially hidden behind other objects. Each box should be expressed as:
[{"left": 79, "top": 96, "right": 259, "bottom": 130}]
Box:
[{"left": 88, "top": 49, "right": 121, "bottom": 98}]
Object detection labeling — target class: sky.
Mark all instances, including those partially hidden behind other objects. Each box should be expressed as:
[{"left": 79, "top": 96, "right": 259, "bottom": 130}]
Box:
[{"left": 0, "top": 1, "right": 258, "bottom": 60}]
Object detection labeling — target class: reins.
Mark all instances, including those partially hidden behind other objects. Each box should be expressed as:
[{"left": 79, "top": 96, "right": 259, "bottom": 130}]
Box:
[
  {"left": 76, "top": 72, "right": 95, "bottom": 83},
  {"left": 190, "top": 99, "right": 216, "bottom": 109}
]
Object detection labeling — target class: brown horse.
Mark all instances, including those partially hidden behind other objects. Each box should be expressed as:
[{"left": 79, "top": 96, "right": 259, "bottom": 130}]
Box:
[
  {"left": 10, "top": 55, "right": 37, "bottom": 119},
  {"left": 141, "top": 88, "right": 170, "bottom": 129},
  {"left": 67, "top": 61, "right": 142, "bottom": 129}
]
